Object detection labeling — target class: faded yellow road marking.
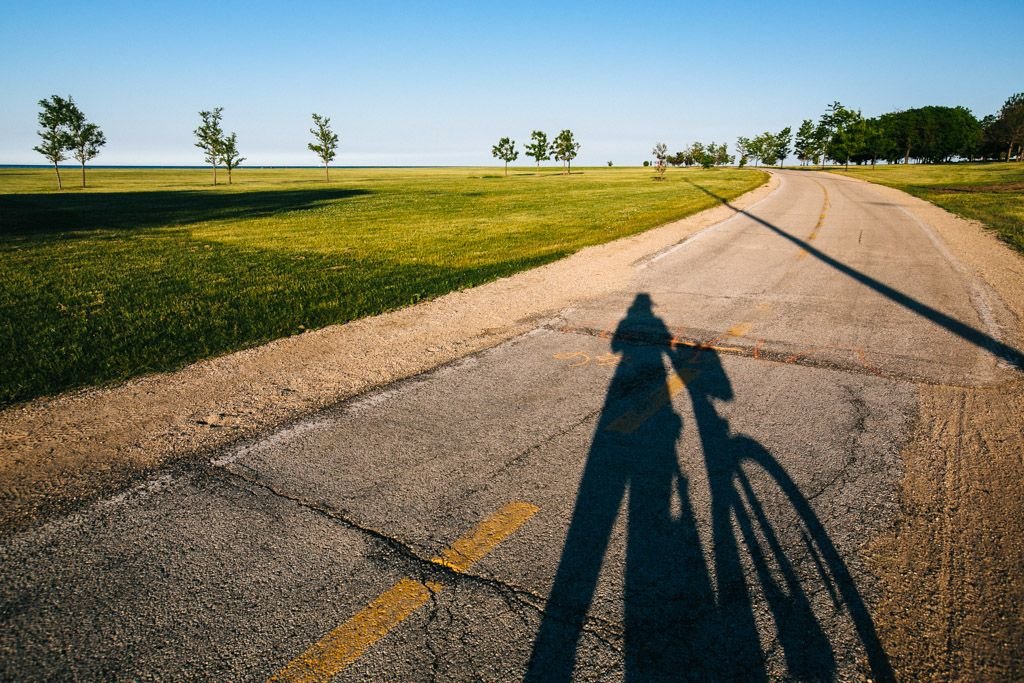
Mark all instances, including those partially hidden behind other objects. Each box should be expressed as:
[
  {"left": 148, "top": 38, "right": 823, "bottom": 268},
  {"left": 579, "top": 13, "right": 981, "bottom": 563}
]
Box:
[
  {"left": 726, "top": 322, "right": 752, "bottom": 338},
  {"left": 269, "top": 502, "right": 539, "bottom": 683},
  {"left": 553, "top": 351, "right": 590, "bottom": 367},
  {"left": 607, "top": 369, "right": 697, "bottom": 433},
  {"left": 798, "top": 182, "right": 830, "bottom": 259}
]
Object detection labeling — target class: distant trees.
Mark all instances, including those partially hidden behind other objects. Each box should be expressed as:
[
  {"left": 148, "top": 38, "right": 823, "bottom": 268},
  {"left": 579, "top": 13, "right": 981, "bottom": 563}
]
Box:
[
  {"left": 220, "top": 133, "right": 245, "bottom": 185},
  {"left": 490, "top": 129, "right": 579, "bottom": 172},
  {"left": 652, "top": 141, "right": 734, "bottom": 169},
  {"left": 667, "top": 149, "right": 688, "bottom": 167},
  {"left": 651, "top": 142, "right": 668, "bottom": 178},
  {"left": 734, "top": 136, "right": 751, "bottom": 167},
  {"left": 32, "top": 95, "right": 106, "bottom": 189},
  {"left": 34, "top": 96, "right": 71, "bottom": 190},
  {"left": 64, "top": 100, "right": 106, "bottom": 188},
  {"left": 524, "top": 131, "right": 550, "bottom": 167},
  {"left": 194, "top": 108, "right": 225, "bottom": 185},
  {"left": 492, "top": 136, "right": 518, "bottom": 175},
  {"left": 551, "top": 129, "right": 580, "bottom": 173},
  {"left": 308, "top": 113, "right": 339, "bottom": 180},
  {"left": 794, "top": 120, "right": 817, "bottom": 165},
  {"left": 815, "top": 101, "right": 859, "bottom": 168},
  {"left": 741, "top": 131, "right": 791, "bottom": 167},
  {"left": 773, "top": 97, "right": 1024, "bottom": 166},
  {"left": 712, "top": 142, "right": 733, "bottom": 167},
  {"left": 997, "top": 93, "right": 1024, "bottom": 161},
  {"left": 194, "top": 108, "right": 244, "bottom": 185},
  {"left": 773, "top": 127, "right": 792, "bottom": 167}
]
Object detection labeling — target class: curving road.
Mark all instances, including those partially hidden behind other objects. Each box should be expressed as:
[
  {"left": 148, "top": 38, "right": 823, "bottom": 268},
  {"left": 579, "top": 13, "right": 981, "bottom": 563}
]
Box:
[{"left": 2, "top": 170, "right": 1019, "bottom": 681}]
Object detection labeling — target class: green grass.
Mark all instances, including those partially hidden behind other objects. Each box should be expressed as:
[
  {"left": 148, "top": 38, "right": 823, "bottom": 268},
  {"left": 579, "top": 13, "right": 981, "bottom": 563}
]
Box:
[
  {"left": 0, "top": 166, "right": 766, "bottom": 406},
  {"left": 825, "top": 163, "right": 1024, "bottom": 253}
]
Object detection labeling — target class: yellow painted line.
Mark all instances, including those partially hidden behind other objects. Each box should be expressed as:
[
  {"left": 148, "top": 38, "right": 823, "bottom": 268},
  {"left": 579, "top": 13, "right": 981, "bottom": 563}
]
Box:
[
  {"left": 268, "top": 578, "right": 438, "bottom": 683},
  {"left": 431, "top": 501, "right": 540, "bottom": 573},
  {"left": 269, "top": 502, "right": 539, "bottom": 683},
  {"left": 607, "top": 369, "right": 697, "bottom": 433}
]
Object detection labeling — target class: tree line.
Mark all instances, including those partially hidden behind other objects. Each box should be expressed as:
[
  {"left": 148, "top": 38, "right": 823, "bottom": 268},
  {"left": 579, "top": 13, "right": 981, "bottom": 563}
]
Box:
[
  {"left": 785, "top": 92, "right": 1024, "bottom": 167},
  {"left": 650, "top": 142, "right": 735, "bottom": 173},
  {"left": 649, "top": 91, "right": 1024, "bottom": 174},
  {"left": 491, "top": 130, "right": 581, "bottom": 175},
  {"left": 32, "top": 96, "right": 343, "bottom": 189},
  {"left": 33, "top": 90, "right": 1024, "bottom": 189}
]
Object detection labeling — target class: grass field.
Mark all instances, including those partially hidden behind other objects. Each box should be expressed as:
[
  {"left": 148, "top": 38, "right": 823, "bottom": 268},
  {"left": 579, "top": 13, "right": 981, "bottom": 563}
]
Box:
[
  {"left": 825, "top": 162, "right": 1024, "bottom": 253},
  {"left": 0, "top": 166, "right": 766, "bottom": 406}
]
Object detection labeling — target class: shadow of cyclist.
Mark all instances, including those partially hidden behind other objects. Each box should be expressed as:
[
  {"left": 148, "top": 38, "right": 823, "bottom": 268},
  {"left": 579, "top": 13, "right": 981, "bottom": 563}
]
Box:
[{"left": 526, "top": 293, "right": 893, "bottom": 681}]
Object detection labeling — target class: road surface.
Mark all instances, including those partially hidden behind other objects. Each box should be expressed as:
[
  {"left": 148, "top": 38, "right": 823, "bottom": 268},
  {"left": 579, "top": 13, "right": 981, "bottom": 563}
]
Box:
[{"left": 2, "top": 170, "right": 1020, "bottom": 681}]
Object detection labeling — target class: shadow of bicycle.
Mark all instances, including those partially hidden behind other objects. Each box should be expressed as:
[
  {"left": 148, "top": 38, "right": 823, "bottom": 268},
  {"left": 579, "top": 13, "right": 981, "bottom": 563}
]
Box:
[{"left": 527, "top": 293, "right": 893, "bottom": 682}]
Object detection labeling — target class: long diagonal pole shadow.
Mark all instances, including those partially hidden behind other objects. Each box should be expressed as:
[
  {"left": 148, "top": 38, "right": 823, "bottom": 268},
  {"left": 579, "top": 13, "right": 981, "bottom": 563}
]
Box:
[
  {"left": 527, "top": 294, "right": 894, "bottom": 682},
  {"left": 683, "top": 178, "right": 1024, "bottom": 369}
]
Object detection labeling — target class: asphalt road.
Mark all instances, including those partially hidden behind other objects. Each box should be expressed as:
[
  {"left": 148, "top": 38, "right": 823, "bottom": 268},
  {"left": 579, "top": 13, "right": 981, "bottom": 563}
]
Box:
[{"left": 1, "top": 170, "right": 1017, "bottom": 681}]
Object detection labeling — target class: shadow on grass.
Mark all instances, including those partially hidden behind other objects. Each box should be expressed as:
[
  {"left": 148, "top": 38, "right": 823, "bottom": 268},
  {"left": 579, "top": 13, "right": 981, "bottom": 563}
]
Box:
[{"left": 0, "top": 187, "right": 372, "bottom": 237}]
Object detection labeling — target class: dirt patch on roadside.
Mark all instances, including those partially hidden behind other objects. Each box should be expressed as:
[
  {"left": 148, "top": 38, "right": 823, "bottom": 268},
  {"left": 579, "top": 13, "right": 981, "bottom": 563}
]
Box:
[
  {"left": 868, "top": 381, "right": 1024, "bottom": 681},
  {"left": 829, "top": 174, "right": 1024, "bottom": 680},
  {"left": 0, "top": 175, "right": 777, "bottom": 533}
]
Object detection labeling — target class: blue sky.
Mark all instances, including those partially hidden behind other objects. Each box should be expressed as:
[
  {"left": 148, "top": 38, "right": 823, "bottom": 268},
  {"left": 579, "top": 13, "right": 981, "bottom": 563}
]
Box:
[{"left": 2, "top": 1, "right": 1022, "bottom": 166}]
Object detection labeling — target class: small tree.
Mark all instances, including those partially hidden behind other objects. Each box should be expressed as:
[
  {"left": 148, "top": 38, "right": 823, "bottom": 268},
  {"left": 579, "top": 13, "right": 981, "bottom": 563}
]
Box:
[
  {"left": 816, "top": 101, "right": 857, "bottom": 168},
  {"left": 607, "top": 160, "right": 613, "bottom": 167},
  {"left": 194, "top": 108, "right": 224, "bottom": 185},
  {"left": 492, "top": 136, "right": 518, "bottom": 176},
  {"left": 774, "top": 127, "right": 792, "bottom": 167},
  {"left": 308, "top": 113, "right": 339, "bottom": 180},
  {"left": 64, "top": 98, "right": 106, "bottom": 188},
  {"left": 689, "top": 141, "right": 714, "bottom": 168},
  {"left": 712, "top": 142, "right": 733, "bottom": 166},
  {"left": 551, "top": 129, "right": 580, "bottom": 173},
  {"left": 735, "top": 136, "right": 751, "bottom": 167},
  {"left": 524, "top": 130, "right": 550, "bottom": 167},
  {"left": 33, "top": 95, "right": 72, "bottom": 190},
  {"left": 220, "top": 132, "right": 245, "bottom": 184},
  {"left": 794, "top": 119, "right": 816, "bottom": 165},
  {"left": 651, "top": 142, "right": 668, "bottom": 179}
]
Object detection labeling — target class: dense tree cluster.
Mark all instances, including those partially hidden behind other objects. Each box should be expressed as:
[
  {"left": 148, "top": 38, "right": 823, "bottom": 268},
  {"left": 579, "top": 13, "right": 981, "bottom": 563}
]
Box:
[
  {"left": 663, "top": 142, "right": 733, "bottom": 169},
  {"left": 776, "top": 93, "right": 1024, "bottom": 167},
  {"left": 736, "top": 129, "right": 791, "bottom": 167}
]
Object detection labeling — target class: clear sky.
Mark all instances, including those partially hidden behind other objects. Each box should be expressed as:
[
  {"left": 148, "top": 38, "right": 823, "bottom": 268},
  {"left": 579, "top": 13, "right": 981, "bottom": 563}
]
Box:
[{"left": 2, "top": 1, "right": 1022, "bottom": 166}]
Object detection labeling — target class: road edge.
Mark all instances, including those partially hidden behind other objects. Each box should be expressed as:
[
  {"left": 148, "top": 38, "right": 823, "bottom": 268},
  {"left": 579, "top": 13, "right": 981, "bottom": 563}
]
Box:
[{"left": 0, "top": 172, "right": 779, "bottom": 534}]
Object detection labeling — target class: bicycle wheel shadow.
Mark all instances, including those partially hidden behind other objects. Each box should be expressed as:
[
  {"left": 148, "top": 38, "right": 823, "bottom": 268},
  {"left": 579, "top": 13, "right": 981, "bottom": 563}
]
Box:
[{"left": 526, "top": 293, "right": 893, "bottom": 682}]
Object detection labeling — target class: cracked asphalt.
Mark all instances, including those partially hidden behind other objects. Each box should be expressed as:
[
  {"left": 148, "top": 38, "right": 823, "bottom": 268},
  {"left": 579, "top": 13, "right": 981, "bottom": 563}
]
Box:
[{"left": 2, "top": 170, "right": 1019, "bottom": 681}]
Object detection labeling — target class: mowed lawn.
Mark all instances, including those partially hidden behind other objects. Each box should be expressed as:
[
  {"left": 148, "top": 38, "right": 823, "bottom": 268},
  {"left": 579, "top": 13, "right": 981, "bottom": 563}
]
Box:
[
  {"left": 0, "top": 166, "right": 766, "bottom": 405},
  {"left": 827, "top": 162, "right": 1024, "bottom": 253}
]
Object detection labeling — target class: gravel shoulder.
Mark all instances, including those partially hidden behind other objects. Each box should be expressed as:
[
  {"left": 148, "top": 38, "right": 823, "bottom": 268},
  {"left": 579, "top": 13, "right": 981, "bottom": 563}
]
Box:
[{"left": 0, "top": 175, "right": 778, "bottom": 533}]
